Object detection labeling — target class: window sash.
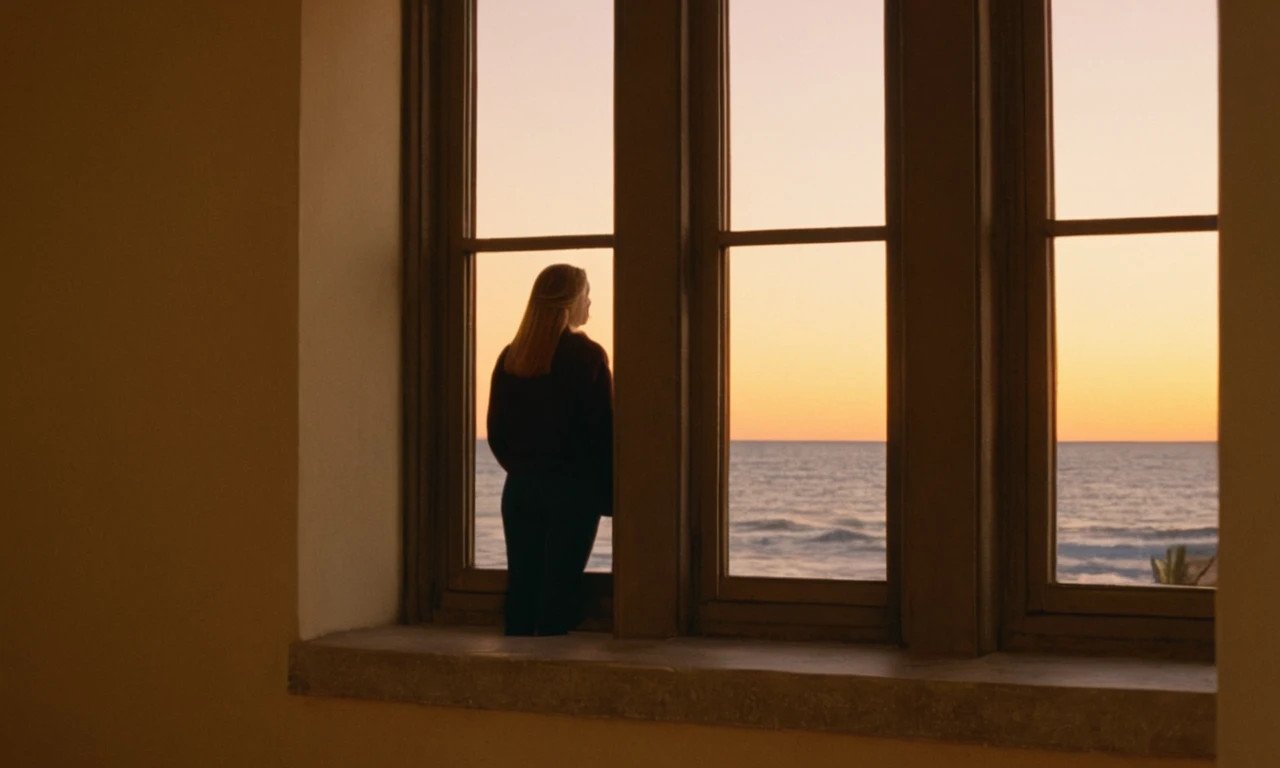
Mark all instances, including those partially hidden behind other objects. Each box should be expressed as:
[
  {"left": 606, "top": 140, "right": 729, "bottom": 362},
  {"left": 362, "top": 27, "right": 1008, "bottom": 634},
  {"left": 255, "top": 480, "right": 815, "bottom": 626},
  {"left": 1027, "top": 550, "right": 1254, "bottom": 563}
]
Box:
[
  {"left": 414, "top": 0, "right": 619, "bottom": 626},
  {"left": 686, "top": 0, "right": 903, "bottom": 641},
  {"left": 1000, "top": 0, "right": 1215, "bottom": 655}
]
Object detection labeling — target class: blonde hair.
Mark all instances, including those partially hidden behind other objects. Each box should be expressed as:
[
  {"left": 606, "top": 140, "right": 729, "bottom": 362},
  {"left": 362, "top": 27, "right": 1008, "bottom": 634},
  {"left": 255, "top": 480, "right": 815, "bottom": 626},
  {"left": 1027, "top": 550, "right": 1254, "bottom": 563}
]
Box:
[{"left": 504, "top": 264, "right": 589, "bottom": 377}]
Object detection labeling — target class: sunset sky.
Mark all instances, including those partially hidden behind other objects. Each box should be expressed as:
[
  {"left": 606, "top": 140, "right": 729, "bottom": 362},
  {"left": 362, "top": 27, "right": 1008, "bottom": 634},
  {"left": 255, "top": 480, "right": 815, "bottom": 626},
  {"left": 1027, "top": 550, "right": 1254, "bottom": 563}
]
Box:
[{"left": 474, "top": 0, "right": 1218, "bottom": 443}]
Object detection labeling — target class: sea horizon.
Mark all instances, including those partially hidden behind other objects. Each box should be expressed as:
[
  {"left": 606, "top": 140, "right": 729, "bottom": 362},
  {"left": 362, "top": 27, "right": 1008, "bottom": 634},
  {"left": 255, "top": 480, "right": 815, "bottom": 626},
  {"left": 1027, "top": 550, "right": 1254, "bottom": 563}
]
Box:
[{"left": 476, "top": 438, "right": 1220, "bottom": 444}]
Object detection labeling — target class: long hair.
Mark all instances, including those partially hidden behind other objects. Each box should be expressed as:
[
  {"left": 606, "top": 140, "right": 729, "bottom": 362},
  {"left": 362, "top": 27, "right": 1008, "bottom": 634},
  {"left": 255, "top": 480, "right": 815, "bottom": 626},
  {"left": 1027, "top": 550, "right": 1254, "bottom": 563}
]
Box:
[{"left": 504, "top": 264, "right": 588, "bottom": 377}]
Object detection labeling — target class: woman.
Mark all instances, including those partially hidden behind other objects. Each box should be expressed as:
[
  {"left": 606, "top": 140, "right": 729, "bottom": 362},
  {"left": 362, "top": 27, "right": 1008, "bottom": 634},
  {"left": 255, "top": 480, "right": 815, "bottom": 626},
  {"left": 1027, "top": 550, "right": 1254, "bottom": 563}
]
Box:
[{"left": 486, "top": 264, "right": 613, "bottom": 636}]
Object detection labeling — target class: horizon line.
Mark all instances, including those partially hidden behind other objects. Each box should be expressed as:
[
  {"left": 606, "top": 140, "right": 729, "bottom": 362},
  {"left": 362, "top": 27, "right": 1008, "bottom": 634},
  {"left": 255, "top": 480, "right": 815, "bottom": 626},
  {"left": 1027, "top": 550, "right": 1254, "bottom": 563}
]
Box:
[{"left": 474, "top": 437, "right": 1218, "bottom": 444}]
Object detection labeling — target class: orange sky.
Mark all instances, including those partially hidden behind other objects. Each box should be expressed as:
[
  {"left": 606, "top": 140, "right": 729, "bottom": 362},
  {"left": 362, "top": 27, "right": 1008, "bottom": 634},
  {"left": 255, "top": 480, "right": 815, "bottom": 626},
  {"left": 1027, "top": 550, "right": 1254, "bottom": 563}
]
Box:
[{"left": 474, "top": 0, "right": 1218, "bottom": 443}]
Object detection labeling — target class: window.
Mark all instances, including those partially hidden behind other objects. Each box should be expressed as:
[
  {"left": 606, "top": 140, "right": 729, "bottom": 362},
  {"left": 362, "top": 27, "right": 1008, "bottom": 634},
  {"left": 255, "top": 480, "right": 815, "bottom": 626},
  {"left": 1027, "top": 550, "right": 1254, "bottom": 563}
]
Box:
[
  {"left": 406, "top": 0, "right": 1217, "bottom": 658},
  {"left": 1002, "top": 0, "right": 1217, "bottom": 653},
  {"left": 727, "top": 244, "right": 887, "bottom": 582},
  {"left": 690, "top": 0, "right": 898, "bottom": 641},
  {"left": 409, "top": 0, "right": 615, "bottom": 626},
  {"left": 726, "top": 0, "right": 887, "bottom": 584},
  {"left": 475, "top": 249, "right": 614, "bottom": 574}
]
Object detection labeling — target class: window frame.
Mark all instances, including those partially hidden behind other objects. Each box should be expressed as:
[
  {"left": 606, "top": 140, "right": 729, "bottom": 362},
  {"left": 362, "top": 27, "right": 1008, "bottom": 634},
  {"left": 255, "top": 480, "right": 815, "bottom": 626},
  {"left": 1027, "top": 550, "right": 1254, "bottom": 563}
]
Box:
[
  {"left": 688, "top": 0, "right": 903, "bottom": 643},
  {"left": 405, "top": 0, "right": 1214, "bottom": 659},
  {"left": 998, "top": 0, "right": 1217, "bottom": 657},
  {"left": 407, "top": 0, "right": 1002, "bottom": 652},
  {"left": 405, "top": 0, "right": 615, "bottom": 628}
]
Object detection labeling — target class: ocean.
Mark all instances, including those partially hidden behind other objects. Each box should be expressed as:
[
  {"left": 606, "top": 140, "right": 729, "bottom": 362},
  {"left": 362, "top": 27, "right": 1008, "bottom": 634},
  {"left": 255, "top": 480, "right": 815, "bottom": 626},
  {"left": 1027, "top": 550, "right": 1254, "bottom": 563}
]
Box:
[{"left": 474, "top": 440, "right": 1218, "bottom": 586}]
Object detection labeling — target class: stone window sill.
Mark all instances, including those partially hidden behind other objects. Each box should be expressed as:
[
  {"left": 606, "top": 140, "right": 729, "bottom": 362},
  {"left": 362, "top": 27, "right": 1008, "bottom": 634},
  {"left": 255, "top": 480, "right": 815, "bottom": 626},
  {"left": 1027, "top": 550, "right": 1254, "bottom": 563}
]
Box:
[{"left": 288, "top": 625, "right": 1215, "bottom": 758}]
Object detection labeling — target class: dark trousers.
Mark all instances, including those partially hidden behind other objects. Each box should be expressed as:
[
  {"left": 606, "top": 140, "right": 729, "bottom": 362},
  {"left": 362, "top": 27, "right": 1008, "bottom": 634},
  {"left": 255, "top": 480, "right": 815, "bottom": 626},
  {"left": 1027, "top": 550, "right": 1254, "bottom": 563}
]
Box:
[{"left": 501, "top": 471, "right": 601, "bottom": 636}]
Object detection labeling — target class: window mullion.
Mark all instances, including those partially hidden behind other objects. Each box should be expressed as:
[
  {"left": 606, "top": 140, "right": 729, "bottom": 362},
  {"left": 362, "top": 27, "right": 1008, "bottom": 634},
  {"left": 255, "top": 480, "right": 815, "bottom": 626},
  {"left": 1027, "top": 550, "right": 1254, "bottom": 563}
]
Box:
[
  {"left": 612, "top": 0, "right": 693, "bottom": 639},
  {"left": 898, "top": 0, "right": 997, "bottom": 655}
]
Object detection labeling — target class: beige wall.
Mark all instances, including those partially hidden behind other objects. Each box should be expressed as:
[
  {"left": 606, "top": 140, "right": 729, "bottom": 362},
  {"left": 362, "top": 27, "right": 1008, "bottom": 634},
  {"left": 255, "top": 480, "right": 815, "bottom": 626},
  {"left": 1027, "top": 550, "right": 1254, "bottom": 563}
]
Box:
[
  {"left": 1218, "top": 2, "right": 1280, "bottom": 766},
  {"left": 298, "top": 0, "right": 403, "bottom": 640},
  {"left": 1, "top": 0, "right": 1270, "bottom": 765}
]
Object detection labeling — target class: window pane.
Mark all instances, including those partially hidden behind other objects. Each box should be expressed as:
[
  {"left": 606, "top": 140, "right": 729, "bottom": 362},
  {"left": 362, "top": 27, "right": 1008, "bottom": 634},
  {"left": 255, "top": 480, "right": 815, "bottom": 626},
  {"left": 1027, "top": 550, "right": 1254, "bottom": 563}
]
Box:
[
  {"left": 1054, "top": 233, "right": 1218, "bottom": 587},
  {"left": 729, "top": 0, "right": 884, "bottom": 230},
  {"left": 476, "top": 0, "right": 612, "bottom": 237},
  {"left": 728, "top": 243, "right": 886, "bottom": 580},
  {"left": 475, "top": 250, "right": 613, "bottom": 572},
  {"left": 1051, "top": 1, "right": 1217, "bottom": 219}
]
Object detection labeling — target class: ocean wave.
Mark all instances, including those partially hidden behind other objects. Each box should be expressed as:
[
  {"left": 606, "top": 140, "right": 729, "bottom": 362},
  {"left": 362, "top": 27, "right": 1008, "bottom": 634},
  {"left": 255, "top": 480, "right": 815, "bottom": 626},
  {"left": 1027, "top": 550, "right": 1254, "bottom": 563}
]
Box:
[
  {"left": 810, "top": 529, "right": 878, "bottom": 544},
  {"left": 831, "top": 516, "right": 878, "bottom": 530},
  {"left": 734, "top": 517, "right": 818, "bottom": 533},
  {"left": 1057, "top": 525, "right": 1218, "bottom": 542},
  {"left": 1058, "top": 542, "right": 1216, "bottom": 561}
]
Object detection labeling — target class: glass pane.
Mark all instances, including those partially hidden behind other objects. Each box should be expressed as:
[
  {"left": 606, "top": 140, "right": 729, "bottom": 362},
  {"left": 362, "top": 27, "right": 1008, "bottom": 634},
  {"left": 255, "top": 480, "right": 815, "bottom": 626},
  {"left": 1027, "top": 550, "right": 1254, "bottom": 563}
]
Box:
[
  {"left": 476, "top": 0, "right": 613, "bottom": 237},
  {"left": 475, "top": 250, "right": 613, "bottom": 572},
  {"left": 1051, "top": 1, "right": 1217, "bottom": 219},
  {"left": 729, "top": 0, "right": 884, "bottom": 230},
  {"left": 1054, "top": 233, "right": 1218, "bottom": 586},
  {"left": 728, "top": 243, "right": 887, "bottom": 580}
]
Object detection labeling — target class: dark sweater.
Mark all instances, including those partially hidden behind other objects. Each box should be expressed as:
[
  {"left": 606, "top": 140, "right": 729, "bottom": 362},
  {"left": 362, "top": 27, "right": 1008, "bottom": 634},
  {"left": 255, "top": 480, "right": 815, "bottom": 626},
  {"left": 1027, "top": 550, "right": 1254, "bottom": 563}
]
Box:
[{"left": 486, "top": 330, "right": 614, "bottom": 516}]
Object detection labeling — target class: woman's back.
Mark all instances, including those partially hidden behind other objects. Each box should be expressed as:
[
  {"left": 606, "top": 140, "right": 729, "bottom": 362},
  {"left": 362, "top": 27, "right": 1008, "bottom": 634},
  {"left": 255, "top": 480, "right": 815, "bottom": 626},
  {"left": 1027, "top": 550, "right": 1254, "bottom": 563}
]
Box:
[{"left": 487, "top": 329, "right": 613, "bottom": 489}]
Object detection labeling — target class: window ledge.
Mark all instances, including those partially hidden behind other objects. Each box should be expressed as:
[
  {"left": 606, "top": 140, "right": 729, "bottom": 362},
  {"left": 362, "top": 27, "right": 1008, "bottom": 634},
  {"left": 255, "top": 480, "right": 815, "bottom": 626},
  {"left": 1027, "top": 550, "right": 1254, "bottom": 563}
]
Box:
[{"left": 288, "top": 625, "right": 1215, "bottom": 758}]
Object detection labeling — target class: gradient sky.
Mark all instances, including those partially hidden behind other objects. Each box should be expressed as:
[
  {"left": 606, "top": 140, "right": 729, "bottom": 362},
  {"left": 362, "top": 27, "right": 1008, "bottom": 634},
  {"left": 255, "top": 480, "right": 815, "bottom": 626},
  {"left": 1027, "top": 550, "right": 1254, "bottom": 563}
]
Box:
[{"left": 474, "top": 0, "right": 1218, "bottom": 443}]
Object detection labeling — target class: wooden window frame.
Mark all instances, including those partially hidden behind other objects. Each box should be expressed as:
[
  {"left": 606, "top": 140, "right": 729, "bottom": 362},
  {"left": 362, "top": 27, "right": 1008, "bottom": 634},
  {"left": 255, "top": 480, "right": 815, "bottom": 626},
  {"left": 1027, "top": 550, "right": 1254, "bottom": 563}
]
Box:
[
  {"left": 406, "top": 0, "right": 1043, "bottom": 658},
  {"left": 687, "top": 0, "right": 903, "bottom": 643},
  {"left": 997, "top": 0, "right": 1217, "bottom": 658},
  {"left": 403, "top": 0, "right": 614, "bottom": 629}
]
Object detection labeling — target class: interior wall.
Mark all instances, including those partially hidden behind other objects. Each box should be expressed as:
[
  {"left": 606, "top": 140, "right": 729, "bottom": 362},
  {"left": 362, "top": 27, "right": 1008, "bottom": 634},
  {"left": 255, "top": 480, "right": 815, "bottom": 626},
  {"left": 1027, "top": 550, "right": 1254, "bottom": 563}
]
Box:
[
  {"left": 1217, "top": 1, "right": 1280, "bottom": 765},
  {"left": 0, "top": 0, "right": 1252, "bottom": 765},
  {"left": 0, "top": 0, "right": 303, "bottom": 760},
  {"left": 298, "top": 0, "right": 403, "bottom": 640}
]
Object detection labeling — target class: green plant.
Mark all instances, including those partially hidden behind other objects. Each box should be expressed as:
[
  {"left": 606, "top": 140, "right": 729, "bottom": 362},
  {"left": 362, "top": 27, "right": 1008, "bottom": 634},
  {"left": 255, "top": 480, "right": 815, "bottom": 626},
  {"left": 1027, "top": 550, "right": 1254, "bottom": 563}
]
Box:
[
  {"left": 1151, "top": 545, "right": 1189, "bottom": 584},
  {"left": 1151, "top": 545, "right": 1216, "bottom": 586}
]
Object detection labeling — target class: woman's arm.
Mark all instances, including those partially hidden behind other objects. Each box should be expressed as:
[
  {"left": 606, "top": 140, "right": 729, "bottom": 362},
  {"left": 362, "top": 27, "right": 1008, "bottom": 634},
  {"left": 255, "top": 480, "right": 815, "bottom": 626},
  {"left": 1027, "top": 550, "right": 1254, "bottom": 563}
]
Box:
[
  {"left": 486, "top": 353, "right": 513, "bottom": 473},
  {"left": 584, "top": 351, "right": 614, "bottom": 516}
]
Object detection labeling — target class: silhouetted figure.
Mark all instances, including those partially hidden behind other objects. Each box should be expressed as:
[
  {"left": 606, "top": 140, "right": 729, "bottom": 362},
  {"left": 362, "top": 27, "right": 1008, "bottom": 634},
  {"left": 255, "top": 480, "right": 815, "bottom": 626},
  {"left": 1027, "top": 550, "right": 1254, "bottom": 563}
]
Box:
[{"left": 487, "top": 264, "right": 613, "bottom": 636}]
